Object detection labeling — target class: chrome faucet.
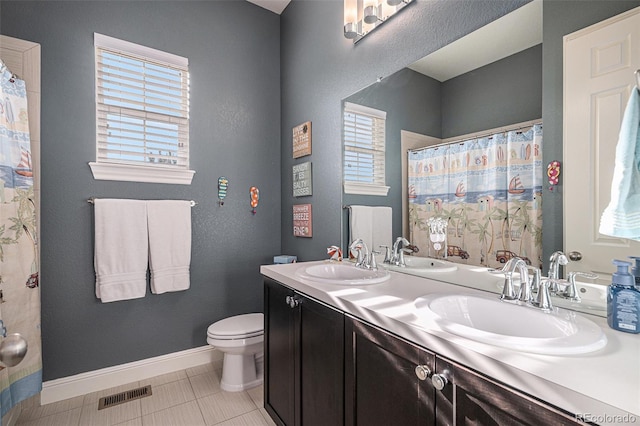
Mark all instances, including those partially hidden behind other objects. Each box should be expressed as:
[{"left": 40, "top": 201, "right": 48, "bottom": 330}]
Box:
[
  {"left": 548, "top": 251, "right": 569, "bottom": 293},
  {"left": 499, "top": 258, "right": 530, "bottom": 302},
  {"left": 391, "top": 237, "right": 411, "bottom": 267},
  {"left": 349, "top": 239, "right": 375, "bottom": 270}
]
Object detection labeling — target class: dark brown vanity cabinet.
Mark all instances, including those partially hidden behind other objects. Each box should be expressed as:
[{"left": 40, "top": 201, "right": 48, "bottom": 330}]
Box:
[
  {"left": 344, "top": 316, "right": 436, "bottom": 425},
  {"left": 264, "top": 278, "right": 583, "bottom": 426},
  {"left": 435, "top": 357, "right": 582, "bottom": 426},
  {"left": 344, "top": 317, "right": 582, "bottom": 426},
  {"left": 263, "top": 278, "right": 344, "bottom": 426}
]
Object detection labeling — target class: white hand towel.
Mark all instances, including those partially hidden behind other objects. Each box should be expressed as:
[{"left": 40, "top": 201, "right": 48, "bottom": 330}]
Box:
[
  {"left": 371, "top": 206, "right": 392, "bottom": 251},
  {"left": 349, "top": 206, "right": 374, "bottom": 256},
  {"left": 94, "top": 199, "right": 148, "bottom": 303},
  {"left": 147, "top": 200, "right": 192, "bottom": 294}
]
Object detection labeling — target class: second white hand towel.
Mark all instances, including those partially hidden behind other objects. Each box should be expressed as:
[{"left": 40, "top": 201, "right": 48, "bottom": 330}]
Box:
[
  {"left": 94, "top": 199, "right": 148, "bottom": 303},
  {"left": 147, "top": 200, "right": 192, "bottom": 294}
]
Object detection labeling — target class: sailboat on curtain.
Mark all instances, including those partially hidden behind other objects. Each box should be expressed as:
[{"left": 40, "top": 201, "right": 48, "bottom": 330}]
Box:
[
  {"left": 14, "top": 147, "right": 32, "bottom": 177},
  {"left": 508, "top": 175, "right": 525, "bottom": 194}
]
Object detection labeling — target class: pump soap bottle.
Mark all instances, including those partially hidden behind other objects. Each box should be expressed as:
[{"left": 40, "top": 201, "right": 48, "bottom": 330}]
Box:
[
  {"left": 607, "top": 259, "right": 640, "bottom": 334},
  {"left": 629, "top": 256, "right": 640, "bottom": 287}
]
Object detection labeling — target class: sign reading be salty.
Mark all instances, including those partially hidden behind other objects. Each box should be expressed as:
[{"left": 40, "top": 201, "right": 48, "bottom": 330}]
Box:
[
  {"left": 293, "top": 204, "right": 312, "bottom": 237},
  {"left": 293, "top": 161, "right": 312, "bottom": 197},
  {"left": 292, "top": 121, "right": 312, "bottom": 158}
]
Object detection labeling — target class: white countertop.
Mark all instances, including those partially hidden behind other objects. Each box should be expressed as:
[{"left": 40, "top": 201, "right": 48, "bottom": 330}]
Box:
[{"left": 261, "top": 260, "right": 640, "bottom": 425}]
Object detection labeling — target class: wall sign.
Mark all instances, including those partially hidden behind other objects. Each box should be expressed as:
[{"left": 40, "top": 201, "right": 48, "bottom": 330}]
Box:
[
  {"left": 292, "top": 121, "right": 312, "bottom": 158},
  {"left": 293, "top": 161, "right": 312, "bottom": 197},
  {"left": 293, "top": 204, "right": 312, "bottom": 238}
]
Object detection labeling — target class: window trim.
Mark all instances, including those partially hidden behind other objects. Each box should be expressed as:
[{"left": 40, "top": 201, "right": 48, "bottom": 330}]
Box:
[
  {"left": 343, "top": 102, "right": 390, "bottom": 196},
  {"left": 90, "top": 33, "right": 194, "bottom": 185}
]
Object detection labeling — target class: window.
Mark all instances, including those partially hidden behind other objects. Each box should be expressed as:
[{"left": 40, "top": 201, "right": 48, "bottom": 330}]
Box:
[
  {"left": 89, "top": 33, "right": 194, "bottom": 184},
  {"left": 343, "top": 102, "right": 389, "bottom": 195}
]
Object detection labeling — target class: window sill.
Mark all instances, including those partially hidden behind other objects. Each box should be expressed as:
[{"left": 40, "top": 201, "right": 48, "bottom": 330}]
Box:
[
  {"left": 89, "top": 162, "right": 195, "bottom": 185},
  {"left": 344, "top": 182, "right": 390, "bottom": 196}
]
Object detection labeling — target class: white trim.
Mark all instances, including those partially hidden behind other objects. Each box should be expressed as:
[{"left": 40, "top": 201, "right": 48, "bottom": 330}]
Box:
[
  {"left": 344, "top": 182, "right": 390, "bottom": 196},
  {"left": 41, "top": 346, "right": 221, "bottom": 405},
  {"left": 89, "top": 162, "right": 195, "bottom": 185},
  {"left": 344, "top": 102, "right": 387, "bottom": 119},
  {"left": 94, "top": 33, "right": 188, "bottom": 69}
]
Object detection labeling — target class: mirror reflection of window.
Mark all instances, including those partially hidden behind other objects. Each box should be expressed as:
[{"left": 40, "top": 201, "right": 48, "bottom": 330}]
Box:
[{"left": 343, "top": 102, "right": 389, "bottom": 196}]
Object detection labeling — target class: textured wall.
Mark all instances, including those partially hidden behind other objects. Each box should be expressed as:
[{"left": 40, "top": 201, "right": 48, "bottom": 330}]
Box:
[
  {"left": 1, "top": 1, "right": 281, "bottom": 380},
  {"left": 280, "top": 0, "right": 530, "bottom": 261}
]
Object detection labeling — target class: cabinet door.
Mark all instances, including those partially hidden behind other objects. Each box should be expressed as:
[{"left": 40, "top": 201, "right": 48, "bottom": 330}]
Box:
[
  {"left": 264, "top": 279, "right": 296, "bottom": 426},
  {"left": 345, "top": 317, "right": 436, "bottom": 426},
  {"left": 434, "top": 357, "right": 582, "bottom": 426},
  {"left": 299, "top": 294, "right": 344, "bottom": 426}
]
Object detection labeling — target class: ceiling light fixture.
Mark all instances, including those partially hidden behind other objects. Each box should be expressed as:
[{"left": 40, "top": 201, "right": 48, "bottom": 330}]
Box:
[{"left": 344, "top": 0, "right": 414, "bottom": 43}]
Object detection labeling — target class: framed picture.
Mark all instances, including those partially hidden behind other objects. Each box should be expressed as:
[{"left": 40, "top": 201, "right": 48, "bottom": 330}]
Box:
[
  {"left": 293, "top": 121, "right": 312, "bottom": 158},
  {"left": 293, "top": 204, "right": 312, "bottom": 237},
  {"left": 293, "top": 161, "right": 312, "bottom": 197}
]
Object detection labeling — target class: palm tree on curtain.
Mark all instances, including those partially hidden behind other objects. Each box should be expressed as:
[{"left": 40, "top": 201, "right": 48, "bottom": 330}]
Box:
[{"left": 8, "top": 186, "right": 38, "bottom": 288}]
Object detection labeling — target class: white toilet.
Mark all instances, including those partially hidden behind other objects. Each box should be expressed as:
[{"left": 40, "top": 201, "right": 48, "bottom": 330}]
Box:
[{"left": 206, "top": 313, "right": 264, "bottom": 392}]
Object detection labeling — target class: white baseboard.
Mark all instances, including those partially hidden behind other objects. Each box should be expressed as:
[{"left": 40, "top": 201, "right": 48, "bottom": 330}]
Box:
[{"left": 41, "top": 345, "right": 221, "bottom": 405}]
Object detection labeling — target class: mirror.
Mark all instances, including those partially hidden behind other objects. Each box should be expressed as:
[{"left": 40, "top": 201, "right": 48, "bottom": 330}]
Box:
[
  {"left": 342, "top": 1, "right": 542, "bottom": 257},
  {"left": 341, "top": 1, "right": 608, "bottom": 317}
]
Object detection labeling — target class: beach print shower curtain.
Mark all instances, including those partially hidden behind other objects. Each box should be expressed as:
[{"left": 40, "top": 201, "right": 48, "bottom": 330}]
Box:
[
  {"left": 408, "top": 123, "right": 543, "bottom": 269},
  {"left": 0, "top": 60, "right": 41, "bottom": 417}
]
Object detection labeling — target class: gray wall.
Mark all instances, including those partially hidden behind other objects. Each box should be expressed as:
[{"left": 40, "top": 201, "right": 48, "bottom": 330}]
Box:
[
  {"left": 281, "top": 0, "right": 640, "bottom": 273},
  {"left": 1, "top": 1, "right": 281, "bottom": 380},
  {"left": 442, "top": 44, "right": 542, "bottom": 138}
]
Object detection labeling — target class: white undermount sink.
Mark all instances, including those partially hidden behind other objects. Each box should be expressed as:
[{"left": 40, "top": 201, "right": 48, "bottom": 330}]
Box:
[
  {"left": 295, "top": 262, "right": 390, "bottom": 285},
  {"left": 414, "top": 293, "right": 607, "bottom": 355},
  {"left": 391, "top": 257, "right": 458, "bottom": 273}
]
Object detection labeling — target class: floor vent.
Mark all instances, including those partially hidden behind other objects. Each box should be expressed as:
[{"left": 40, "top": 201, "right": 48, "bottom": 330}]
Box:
[{"left": 98, "top": 385, "right": 152, "bottom": 410}]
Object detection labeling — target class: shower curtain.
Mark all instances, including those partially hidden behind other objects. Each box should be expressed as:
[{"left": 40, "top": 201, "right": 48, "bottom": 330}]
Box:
[
  {"left": 0, "top": 60, "right": 41, "bottom": 417},
  {"left": 408, "top": 123, "right": 543, "bottom": 269}
]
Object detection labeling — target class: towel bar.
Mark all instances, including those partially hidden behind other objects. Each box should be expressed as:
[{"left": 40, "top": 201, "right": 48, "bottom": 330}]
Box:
[{"left": 87, "top": 197, "right": 197, "bottom": 207}]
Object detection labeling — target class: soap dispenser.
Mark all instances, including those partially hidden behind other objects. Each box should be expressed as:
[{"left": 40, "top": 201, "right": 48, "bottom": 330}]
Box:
[
  {"left": 629, "top": 256, "right": 640, "bottom": 287},
  {"left": 607, "top": 260, "right": 640, "bottom": 334}
]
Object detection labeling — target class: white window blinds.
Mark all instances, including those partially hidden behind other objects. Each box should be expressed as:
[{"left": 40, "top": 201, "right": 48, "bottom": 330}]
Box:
[
  {"left": 95, "top": 34, "right": 189, "bottom": 169},
  {"left": 343, "top": 102, "right": 388, "bottom": 195}
]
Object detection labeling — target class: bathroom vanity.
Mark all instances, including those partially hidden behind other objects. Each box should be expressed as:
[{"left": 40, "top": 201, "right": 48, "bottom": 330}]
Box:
[{"left": 261, "top": 261, "right": 640, "bottom": 426}]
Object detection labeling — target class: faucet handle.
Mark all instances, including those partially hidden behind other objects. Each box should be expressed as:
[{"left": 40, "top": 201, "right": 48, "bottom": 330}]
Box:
[
  {"left": 500, "top": 272, "right": 517, "bottom": 301},
  {"left": 562, "top": 271, "right": 598, "bottom": 301},
  {"left": 379, "top": 245, "right": 391, "bottom": 263},
  {"left": 369, "top": 250, "right": 380, "bottom": 270},
  {"left": 532, "top": 279, "right": 553, "bottom": 311}
]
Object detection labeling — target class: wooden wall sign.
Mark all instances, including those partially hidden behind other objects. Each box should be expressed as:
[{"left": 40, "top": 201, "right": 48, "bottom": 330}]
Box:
[
  {"left": 293, "top": 161, "right": 312, "bottom": 197},
  {"left": 293, "top": 204, "right": 312, "bottom": 237},
  {"left": 292, "top": 121, "right": 312, "bottom": 158}
]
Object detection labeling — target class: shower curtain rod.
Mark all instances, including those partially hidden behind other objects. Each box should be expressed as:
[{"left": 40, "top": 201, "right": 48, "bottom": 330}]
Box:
[
  {"left": 408, "top": 119, "right": 542, "bottom": 154},
  {"left": 87, "top": 197, "right": 197, "bottom": 207}
]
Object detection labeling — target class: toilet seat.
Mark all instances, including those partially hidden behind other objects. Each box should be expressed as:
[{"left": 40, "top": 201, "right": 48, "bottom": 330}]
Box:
[{"left": 207, "top": 313, "right": 263, "bottom": 340}]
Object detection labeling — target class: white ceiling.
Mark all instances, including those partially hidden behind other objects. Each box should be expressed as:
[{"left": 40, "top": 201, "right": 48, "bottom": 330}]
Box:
[
  {"left": 246, "top": 0, "right": 291, "bottom": 14},
  {"left": 409, "top": 0, "right": 542, "bottom": 82}
]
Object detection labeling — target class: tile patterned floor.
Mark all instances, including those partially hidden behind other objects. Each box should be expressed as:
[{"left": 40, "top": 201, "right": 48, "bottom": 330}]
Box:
[{"left": 15, "top": 362, "right": 275, "bottom": 426}]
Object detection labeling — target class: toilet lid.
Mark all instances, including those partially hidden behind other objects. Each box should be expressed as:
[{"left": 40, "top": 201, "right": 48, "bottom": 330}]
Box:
[{"left": 207, "top": 313, "right": 264, "bottom": 338}]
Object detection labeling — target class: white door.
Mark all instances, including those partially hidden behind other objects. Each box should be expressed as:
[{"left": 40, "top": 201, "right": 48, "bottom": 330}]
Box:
[{"left": 564, "top": 7, "right": 640, "bottom": 283}]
